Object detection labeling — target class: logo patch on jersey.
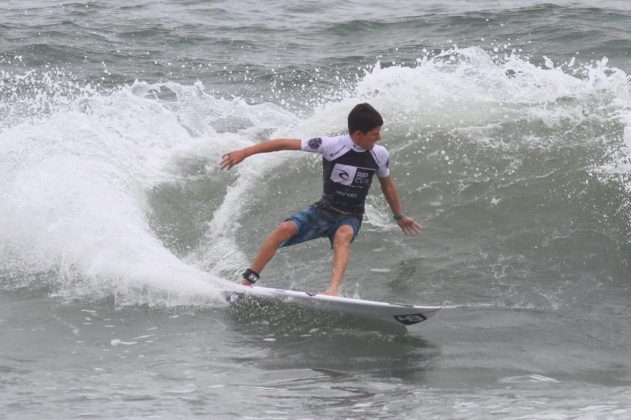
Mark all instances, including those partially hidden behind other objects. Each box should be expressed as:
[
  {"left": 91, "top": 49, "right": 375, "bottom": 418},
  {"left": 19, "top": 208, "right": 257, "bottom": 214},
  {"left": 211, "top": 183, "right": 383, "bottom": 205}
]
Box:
[
  {"left": 331, "top": 164, "right": 375, "bottom": 187},
  {"left": 331, "top": 164, "right": 356, "bottom": 186},
  {"left": 307, "top": 137, "right": 322, "bottom": 150},
  {"left": 353, "top": 169, "right": 372, "bottom": 185}
]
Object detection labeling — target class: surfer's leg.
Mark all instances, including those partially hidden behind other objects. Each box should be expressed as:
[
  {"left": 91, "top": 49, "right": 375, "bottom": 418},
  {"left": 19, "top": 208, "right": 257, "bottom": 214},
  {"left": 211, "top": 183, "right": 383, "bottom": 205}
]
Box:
[
  {"left": 321, "top": 224, "right": 354, "bottom": 296},
  {"left": 240, "top": 206, "right": 323, "bottom": 285},
  {"left": 242, "top": 221, "right": 298, "bottom": 284}
]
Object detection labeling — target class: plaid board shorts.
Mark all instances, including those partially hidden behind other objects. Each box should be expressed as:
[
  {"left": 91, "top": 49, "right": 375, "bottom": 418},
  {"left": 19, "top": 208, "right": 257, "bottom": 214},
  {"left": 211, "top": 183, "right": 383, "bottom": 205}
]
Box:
[{"left": 280, "top": 204, "right": 362, "bottom": 248}]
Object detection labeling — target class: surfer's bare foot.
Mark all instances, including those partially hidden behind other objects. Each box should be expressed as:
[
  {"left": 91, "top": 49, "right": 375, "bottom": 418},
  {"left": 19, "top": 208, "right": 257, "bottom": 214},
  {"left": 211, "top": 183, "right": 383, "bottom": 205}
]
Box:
[
  {"left": 318, "top": 287, "right": 338, "bottom": 296},
  {"left": 236, "top": 278, "right": 254, "bottom": 287}
]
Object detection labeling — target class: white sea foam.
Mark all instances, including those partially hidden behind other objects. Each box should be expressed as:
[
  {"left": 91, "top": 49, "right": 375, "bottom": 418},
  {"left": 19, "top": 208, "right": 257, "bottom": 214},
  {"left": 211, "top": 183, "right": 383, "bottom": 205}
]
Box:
[
  {"left": 1, "top": 47, "right": 629, "bottom": 304},
  {"left": 0, "top": 80, "right": 235, "bottom": 304},
  {"left": 347, "top": 48, "right": 629, "bottom": 136}
]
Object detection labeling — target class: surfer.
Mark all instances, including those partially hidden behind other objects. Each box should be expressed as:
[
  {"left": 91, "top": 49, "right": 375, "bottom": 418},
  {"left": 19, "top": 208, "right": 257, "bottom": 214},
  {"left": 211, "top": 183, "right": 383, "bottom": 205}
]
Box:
[{"left": 220, "top": 103, "right": 422, "bottom": 295}]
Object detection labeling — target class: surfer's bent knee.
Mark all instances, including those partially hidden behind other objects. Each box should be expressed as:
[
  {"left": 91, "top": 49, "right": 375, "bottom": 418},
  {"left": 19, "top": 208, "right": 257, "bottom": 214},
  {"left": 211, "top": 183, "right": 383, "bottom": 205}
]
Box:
[
  {"left": 333, "top": 224, "right": 354, "bottom": 246},
  {"left": 277, "top": 220, "right": 298, "bottom": 238}
]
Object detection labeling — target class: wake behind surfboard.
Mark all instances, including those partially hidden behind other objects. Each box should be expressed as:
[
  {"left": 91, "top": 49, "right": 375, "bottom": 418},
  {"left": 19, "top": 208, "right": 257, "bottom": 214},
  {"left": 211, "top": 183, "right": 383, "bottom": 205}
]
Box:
[{"left": 223, "top": 285, "right": 440, "bottom": 329}]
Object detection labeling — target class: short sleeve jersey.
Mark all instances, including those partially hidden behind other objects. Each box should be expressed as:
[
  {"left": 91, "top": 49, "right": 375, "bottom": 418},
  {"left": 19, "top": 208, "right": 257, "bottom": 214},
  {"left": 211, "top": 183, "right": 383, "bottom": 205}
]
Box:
[{"left": 301, "top": 134, "right": 390, "bottom": 215}]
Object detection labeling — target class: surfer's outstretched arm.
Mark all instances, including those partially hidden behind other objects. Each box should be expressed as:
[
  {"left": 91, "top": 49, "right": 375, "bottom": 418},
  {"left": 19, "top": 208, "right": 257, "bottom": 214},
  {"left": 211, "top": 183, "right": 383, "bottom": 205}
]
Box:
[
  {"left": 378, "top": 175, "right": 422, "bottom": 235},
  {"left": 220, "top": 138, "right": 301, "bottom": 170}
]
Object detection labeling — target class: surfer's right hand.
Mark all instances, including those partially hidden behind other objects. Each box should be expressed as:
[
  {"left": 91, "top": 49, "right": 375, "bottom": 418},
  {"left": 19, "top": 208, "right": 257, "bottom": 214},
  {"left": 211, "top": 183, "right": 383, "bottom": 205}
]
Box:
[{"left": 220, "top": 150, "right": 247, "bottom": 170}]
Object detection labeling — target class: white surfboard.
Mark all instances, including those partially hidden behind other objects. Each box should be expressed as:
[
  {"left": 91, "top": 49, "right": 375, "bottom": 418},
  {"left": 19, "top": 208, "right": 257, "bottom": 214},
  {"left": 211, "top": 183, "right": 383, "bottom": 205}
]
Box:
[{"left": 224, "top": 285, "right": 440, "bottom": 328}]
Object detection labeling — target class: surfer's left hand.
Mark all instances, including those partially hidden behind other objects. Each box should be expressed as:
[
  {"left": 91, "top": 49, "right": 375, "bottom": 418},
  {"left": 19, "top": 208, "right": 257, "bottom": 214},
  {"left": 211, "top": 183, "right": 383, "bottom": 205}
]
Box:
[{"left": 397, "top": 216, "right": 422, "bottom": 236}]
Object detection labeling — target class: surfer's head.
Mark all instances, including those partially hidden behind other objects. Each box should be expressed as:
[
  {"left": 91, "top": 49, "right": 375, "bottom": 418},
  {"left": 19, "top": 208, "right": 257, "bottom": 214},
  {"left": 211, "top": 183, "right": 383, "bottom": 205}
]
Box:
[
  {"left": 349, "top": 103, "right": 383, "bottom": 150},
  {"left": 348, "top": 103, "right": 383, "bottom": 135}
]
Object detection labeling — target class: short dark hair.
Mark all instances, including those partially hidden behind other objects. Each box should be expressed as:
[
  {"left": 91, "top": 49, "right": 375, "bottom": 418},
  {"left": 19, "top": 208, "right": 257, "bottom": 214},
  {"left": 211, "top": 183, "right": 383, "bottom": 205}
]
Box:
[{"left": 348, "top": 103, "right": 383, "bottom": 134}]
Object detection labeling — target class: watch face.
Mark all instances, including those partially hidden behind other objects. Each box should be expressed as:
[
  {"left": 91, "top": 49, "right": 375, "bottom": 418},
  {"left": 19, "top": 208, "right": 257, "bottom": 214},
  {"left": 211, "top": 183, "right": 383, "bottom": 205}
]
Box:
[{"left": 243, "top": 269, "right": 258, "bottom": 283}]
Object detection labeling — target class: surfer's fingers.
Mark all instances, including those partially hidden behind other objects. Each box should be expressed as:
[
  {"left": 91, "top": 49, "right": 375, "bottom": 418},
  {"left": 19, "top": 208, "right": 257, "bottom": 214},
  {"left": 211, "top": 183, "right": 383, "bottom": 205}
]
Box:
[
  {"left": 411, "top": 222, "right": 422, "bottom": 235},
  {"left": 219, "top": 153, "right": 231, "bottom": 169},
  {"left": 401, "top": 220, "right": 422, "bottom": 236},
  {"left": 220, "top": 151, "right": 240, "bottom": 170}
]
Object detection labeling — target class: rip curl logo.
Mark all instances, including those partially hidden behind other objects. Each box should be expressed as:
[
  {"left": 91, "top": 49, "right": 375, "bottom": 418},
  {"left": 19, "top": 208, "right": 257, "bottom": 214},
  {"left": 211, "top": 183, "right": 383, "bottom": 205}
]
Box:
[
  {"left": 331, "top": 164, "right": 375, "bottom": 187},
  {"left": 394, "top": 314, "right": 427, "bottom": 325},
  {"left": 331, "top": 164, "right": 357, "bottom": 186},
  {"left": 353, "top": 169, "right": 371, "bottom": 185},
  {"left": 307, "top": 137, "right": 322, "bottom": 150},
  {"left": 337, "top": 169, "right": 350, "bottom": 181}
]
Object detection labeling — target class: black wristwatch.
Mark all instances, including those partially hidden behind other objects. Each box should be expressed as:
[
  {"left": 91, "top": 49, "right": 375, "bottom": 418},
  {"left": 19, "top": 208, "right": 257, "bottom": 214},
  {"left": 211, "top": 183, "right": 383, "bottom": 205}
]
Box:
[
  {"left": 242, "top": 268, "right": 260, "bottom": 283},
  {"left": 393, "top": 214, "right": 405, "bottom": 221}
]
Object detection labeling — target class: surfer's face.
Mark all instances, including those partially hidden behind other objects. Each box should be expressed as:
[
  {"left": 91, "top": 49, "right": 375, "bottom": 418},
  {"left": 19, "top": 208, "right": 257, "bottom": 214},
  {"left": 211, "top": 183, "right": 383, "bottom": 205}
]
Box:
[{"left": 352, "top": 126, "right": 381, "bottom": 150}]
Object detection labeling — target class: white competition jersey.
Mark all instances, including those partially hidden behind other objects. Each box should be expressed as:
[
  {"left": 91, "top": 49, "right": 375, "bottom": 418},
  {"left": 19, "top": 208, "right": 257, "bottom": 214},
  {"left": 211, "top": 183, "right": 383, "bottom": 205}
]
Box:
[{"left": 301, "top": 134, "right": 390, "bottom": 215}]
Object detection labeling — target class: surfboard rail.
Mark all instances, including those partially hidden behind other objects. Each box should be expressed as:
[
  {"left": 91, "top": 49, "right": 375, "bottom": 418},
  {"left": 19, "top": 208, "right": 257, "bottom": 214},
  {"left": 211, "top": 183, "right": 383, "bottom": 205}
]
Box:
[{"left": 224, "top": 285, "right": 441, "bottom": 328}]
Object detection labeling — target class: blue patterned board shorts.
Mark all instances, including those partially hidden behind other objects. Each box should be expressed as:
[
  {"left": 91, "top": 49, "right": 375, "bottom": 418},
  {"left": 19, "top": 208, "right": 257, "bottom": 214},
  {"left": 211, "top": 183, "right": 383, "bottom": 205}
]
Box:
[{"left": 280, "top": 204, "right": 362, "bottom": 248}]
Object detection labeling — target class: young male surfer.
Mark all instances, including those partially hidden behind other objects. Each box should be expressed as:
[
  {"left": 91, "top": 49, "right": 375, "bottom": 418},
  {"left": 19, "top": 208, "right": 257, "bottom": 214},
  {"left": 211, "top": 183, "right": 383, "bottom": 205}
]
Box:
[{"left": 220, "top": 103, "right": 422, "bottom": 295}]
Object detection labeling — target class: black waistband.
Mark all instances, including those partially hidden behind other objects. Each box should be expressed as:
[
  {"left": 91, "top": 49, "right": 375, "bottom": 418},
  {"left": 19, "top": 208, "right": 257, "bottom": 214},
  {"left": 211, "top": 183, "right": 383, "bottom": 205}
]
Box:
[{"left": 314, "top": 200, "right": 363, "bottom": 219}]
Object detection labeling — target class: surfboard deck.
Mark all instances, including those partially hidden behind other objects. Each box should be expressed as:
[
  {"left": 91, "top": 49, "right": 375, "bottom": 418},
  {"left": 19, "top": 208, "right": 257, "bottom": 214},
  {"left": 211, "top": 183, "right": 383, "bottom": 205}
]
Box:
[{"left": 223, "top": 285, "right": 440, "bottom": 328}]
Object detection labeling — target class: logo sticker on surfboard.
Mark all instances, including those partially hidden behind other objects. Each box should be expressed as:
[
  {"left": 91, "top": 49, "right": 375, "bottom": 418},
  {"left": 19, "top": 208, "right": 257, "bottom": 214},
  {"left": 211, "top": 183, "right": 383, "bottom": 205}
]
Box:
[{"left": 394, "top": 314, "right": 427, "bottom": 325}]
